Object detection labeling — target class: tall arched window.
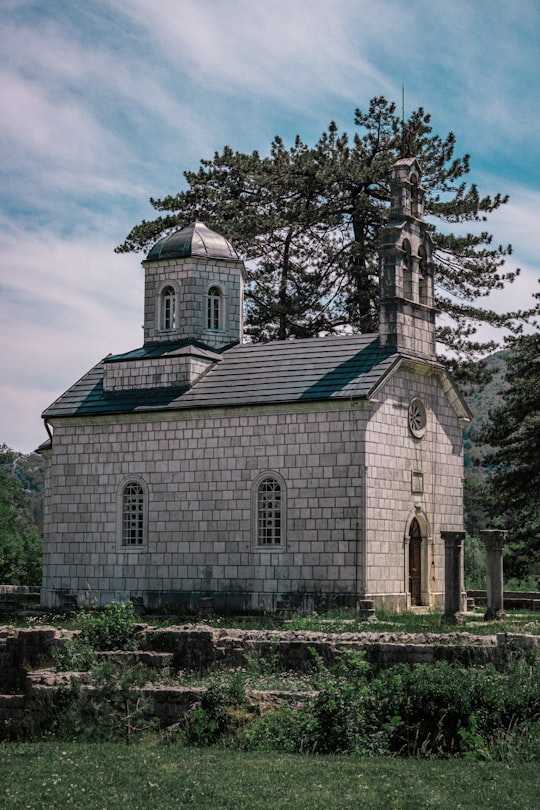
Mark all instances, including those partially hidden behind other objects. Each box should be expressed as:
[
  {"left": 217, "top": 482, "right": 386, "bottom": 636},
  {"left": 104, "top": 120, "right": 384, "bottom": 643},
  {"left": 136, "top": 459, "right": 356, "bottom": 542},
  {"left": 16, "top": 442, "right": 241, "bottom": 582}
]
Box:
[
  {"left": 402, "top": 239, "right": 413, "bottom": 300},
  {"left": 207, "top": 286, "right": 222, "bottom": 330},
  {"left": 161, "top": 286, "right": 176, "bottom": 331},
  {"left": 418, "top": 245, "right": 428, "bottom": 304},
  {"left": 121, "top": 481, "right": 145, "bottom": 546},
  {"left": 257, "top": 476, "right": 282, "bottom": 546},
  {"left": 410, "top": 173, "right": 419, "bottom": 217}
]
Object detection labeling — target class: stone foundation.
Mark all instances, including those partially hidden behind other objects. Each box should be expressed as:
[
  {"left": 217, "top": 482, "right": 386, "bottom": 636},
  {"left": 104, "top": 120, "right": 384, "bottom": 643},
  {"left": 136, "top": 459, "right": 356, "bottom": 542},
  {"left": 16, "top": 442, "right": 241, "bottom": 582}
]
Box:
[{"left": 1, "top": 624, "right": 539, "bottom": 739}]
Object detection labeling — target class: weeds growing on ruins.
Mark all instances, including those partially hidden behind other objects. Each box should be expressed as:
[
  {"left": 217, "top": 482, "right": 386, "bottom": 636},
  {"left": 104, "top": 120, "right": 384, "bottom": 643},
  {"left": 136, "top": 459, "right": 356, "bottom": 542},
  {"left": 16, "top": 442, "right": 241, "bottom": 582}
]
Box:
[{"left": 7, "top": 605, "right": 540, "bottom": 761}]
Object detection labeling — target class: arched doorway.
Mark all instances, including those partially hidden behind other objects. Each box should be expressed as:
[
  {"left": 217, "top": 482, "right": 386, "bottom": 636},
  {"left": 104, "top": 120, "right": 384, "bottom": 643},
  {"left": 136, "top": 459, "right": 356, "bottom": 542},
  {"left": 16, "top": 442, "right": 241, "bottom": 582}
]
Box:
[{"left": 408, "top": 518, "right": 422, "bottom": 606}]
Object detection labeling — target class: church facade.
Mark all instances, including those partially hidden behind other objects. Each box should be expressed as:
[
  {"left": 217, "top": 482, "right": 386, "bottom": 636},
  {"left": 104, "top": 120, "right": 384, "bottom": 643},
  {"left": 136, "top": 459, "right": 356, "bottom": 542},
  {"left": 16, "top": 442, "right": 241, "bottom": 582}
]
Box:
[{"left": 39, "top": 158, "right": 470, "bottom": 613}]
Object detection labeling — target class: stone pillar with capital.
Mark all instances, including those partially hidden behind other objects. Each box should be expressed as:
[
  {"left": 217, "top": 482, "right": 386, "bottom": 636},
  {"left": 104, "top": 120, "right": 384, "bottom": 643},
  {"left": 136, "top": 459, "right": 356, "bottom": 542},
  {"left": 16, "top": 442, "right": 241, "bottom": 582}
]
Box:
[
  {"left": 481, "top": 529, "right": 508, "bottom": 620},
  {"left": 441, "top": 531, "right": 466, "bottom": 624}
]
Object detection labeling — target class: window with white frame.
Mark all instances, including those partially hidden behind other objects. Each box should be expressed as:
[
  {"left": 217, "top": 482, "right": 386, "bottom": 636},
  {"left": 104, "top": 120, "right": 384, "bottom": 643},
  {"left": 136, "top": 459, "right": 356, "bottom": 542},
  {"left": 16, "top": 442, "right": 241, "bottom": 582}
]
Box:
[
  {"left": 161, "top": 285, "right": 176, "bottom": 331},
  {"left": 121, "top": 480, "right": 146, "bottom": 546},
  {"left": 207, "top": 285, "right": 222, "bottom": 330},
  {"left": 257, "top": 476, "right": 282, "bottom": 546}
]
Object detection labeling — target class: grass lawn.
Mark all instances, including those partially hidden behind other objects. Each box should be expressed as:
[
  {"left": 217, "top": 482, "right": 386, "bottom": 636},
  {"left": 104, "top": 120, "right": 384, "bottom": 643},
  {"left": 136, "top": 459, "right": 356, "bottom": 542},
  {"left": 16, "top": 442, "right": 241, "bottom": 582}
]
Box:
[{"left": 1, "top": 743, "right": 538, "bottom": 809}]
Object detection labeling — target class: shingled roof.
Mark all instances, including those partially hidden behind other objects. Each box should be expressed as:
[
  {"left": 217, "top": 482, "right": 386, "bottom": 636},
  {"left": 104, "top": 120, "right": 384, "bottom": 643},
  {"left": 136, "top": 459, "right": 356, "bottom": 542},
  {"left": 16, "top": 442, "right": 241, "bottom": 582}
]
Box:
[{"left": 42, "top": 334, "right": 414, "bottom": 419}]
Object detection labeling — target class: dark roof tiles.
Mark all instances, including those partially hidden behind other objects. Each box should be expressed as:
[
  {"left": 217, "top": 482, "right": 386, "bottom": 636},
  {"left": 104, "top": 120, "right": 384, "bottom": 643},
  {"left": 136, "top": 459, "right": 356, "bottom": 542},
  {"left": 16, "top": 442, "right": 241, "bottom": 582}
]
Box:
[{"left": 42, "top": 334, "right": 402, "bottom": 419}]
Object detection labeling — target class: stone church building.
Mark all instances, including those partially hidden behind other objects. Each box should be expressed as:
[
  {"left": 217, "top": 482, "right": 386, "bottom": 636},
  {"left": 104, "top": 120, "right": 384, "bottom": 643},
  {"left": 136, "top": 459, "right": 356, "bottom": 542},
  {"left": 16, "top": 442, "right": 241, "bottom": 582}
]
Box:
[{"left": 39, "top": 158, "right": 470, "bottom": 613}]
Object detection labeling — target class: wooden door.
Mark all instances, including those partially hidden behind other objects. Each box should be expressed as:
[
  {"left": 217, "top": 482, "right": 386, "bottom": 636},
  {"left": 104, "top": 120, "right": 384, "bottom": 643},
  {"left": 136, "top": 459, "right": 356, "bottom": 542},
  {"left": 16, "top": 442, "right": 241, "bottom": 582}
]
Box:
[{"left": 409, "top": 519, "right": 422, "bottom": 606}]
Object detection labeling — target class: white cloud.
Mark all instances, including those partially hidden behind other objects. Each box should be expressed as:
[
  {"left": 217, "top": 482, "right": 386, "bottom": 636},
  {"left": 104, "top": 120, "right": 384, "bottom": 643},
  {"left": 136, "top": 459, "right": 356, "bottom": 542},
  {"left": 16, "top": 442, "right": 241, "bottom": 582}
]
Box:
[
  {"left": 0, "top": 224, "right": 143, "bottom": 453},
  {"left": 109, "top": 0, "right": 401, "bottom": 108},
  {"left": 1, "top": 0, "right": 539, "bottom": 455}
]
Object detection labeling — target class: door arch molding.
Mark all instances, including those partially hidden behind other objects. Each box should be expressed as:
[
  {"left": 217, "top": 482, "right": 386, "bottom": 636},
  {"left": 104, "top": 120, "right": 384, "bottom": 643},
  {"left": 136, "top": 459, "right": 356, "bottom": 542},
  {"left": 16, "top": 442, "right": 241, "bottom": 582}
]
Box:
[{"left": 404, "top": 509, "right": 432, "bottom": 607}]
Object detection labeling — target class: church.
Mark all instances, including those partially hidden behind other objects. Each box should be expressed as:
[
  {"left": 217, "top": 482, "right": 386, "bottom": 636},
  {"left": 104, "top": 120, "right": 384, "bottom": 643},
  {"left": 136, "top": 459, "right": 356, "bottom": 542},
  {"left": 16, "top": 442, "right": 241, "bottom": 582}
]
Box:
[{"left": 39, "top": 158, "right": 470, "bottom": 613}]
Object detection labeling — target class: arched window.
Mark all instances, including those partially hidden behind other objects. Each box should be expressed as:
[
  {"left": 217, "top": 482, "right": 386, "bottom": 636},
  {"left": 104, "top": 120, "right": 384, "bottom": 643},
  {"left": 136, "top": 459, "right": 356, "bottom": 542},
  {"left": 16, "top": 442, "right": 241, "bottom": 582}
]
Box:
[
  {"left": 257, "top": 476, "right": 282, "bottom": 546},
  {"left": 121, "top": 480, "right": 145, "bottom": 546},
  {"left": 410, "top": 173, "right": 419, "bottom": 217},
  {"left": 402, "top": 239, "right": 413, "bottom": 300},
  {"left": 418, "top": 245, "right": 428, "bottom": 304},
  {"left": 161, "top": 286, "right": 176, "bottom": 331},
  {"left": 207, "top": 285, "right": 222, "bottom": 330}
]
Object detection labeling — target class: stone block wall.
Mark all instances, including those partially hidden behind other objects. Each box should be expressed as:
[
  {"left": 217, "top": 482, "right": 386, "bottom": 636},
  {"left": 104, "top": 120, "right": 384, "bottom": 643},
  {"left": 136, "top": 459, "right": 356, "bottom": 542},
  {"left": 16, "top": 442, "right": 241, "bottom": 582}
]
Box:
[
  {"left": 103, "top": 354, "right": 214, "bottom": 391},
  {"left": 41, "top": 401, "right": 368, "bottom": 610},
  {"left": 142, "top": 257, "right": 244, "bottom": 348},
  {"left": 364, "top": 363, "right": 465, "bottom": 610},
  {"left": 41, "top": 361, "right": 465, "bottom": 612}
]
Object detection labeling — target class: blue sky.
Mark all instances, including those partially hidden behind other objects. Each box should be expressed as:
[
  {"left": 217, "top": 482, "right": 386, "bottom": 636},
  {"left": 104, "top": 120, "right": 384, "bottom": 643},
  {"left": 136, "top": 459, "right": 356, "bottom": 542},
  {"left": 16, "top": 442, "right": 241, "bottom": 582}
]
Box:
[{"left": 1, "top": 0, "right": 539, "bottom": 454}]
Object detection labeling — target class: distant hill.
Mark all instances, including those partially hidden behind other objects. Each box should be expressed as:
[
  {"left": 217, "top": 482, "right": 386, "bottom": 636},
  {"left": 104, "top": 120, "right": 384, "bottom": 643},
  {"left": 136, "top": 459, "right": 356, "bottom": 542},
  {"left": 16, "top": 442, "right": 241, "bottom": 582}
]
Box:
[
  {"left": 462, "top": 350, "right": 509, "bottom": 478},
  {"left": 1, "top": 448, "right": 45, "bottom": 527}
]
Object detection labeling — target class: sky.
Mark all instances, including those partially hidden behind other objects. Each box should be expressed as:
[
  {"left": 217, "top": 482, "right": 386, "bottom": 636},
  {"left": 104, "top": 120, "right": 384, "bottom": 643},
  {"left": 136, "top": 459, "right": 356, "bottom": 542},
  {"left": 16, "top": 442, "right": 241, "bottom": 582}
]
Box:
[{"left": 1, "top": 0, "right": 539, "bottom": 454}]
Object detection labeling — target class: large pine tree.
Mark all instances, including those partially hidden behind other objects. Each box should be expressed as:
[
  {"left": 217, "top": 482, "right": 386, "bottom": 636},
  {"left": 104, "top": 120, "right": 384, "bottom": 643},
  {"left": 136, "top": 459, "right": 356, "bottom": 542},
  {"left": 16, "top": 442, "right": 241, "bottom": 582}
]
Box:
[
  {"left": 117, "top": 97, "right": 534, "bottom": 359},
  {"left": 479, "top": 331, "right": 540, "bottom": 580}
]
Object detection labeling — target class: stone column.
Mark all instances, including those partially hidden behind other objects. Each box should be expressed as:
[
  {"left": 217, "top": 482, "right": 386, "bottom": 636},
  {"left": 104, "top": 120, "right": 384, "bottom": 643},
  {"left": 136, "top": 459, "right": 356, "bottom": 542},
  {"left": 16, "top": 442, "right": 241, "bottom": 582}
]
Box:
[
  {"left": 441, "top": 531, "right": 465, "bottom": 624},
  {"left": 481, "top": 530, "right": 507, "bottom": 620}
]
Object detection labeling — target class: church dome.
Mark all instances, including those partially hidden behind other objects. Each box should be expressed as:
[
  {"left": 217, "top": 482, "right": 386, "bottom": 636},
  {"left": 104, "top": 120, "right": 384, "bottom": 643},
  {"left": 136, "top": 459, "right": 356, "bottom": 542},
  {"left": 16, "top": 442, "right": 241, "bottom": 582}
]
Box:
[{"left": 146, "top": 220, "right": 240, "bottom": 262}]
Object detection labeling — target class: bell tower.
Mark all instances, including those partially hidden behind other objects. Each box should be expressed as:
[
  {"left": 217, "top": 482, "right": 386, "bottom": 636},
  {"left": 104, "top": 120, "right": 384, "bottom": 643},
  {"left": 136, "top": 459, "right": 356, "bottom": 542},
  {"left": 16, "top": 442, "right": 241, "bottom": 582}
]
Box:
[{"left": 379, "top": 158, "right": 436, "bottom": 358}]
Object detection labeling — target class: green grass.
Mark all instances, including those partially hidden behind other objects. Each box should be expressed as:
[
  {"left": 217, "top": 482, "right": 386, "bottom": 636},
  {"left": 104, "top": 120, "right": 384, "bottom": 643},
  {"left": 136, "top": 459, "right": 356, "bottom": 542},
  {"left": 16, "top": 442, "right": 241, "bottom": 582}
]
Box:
[
  {"left": 1, "top": 743, "right": 538, "bottom": 809},
  {"left": 14, "top": 605, "right": 540, "bottom": 636},
  {"left": 202, "top": 607, "right": 540, "bottom": 636}
]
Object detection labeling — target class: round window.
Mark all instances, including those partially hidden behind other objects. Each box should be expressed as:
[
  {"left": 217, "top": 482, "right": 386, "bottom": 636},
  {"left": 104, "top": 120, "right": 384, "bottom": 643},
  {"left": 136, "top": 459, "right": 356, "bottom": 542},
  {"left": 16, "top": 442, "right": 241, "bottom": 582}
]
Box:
[{"left": 408, "top": 398, "right": 427, "bottom": 438}]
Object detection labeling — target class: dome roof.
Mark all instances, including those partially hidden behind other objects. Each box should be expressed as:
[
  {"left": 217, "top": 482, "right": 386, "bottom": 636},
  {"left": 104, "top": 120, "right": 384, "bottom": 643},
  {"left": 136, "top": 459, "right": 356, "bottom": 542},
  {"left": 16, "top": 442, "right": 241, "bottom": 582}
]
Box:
[{"left": 146, "top": 220, "right": 239, "bottom": 262}]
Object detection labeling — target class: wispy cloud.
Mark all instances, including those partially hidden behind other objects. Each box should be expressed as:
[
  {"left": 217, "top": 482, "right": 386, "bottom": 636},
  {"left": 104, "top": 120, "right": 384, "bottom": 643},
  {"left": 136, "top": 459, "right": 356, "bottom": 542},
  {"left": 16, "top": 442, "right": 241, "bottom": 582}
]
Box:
[
  {"left": 0, "top": 222, "right": 143, "bottom": 452},
  {"left": 1, "top": 0, "right": 539, "bottom": 453}
]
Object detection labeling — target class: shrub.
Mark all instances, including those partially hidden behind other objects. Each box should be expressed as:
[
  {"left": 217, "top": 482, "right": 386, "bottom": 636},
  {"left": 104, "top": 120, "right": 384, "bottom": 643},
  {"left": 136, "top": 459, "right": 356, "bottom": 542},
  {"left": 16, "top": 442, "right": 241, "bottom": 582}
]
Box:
[
  {"left": 34, "top": 660, "right": 158, "bottom": 744},
  {"left": 53, "top": 602, "right": 138, "bottom": 671},
  {"left": 241, "top": 652, "right": 540, "bottom": 760},
  {"left": 76, "top": 602, "right": 138, "bottom": 651},
  {"left": 52, "top": 635, "right": 98, "bottom": 672},
  {"left": 242, "top": 706, "right": 316, "bottom": 753},
  {"left": 183, "top": 674, "right": 251, "bottom": 747}
]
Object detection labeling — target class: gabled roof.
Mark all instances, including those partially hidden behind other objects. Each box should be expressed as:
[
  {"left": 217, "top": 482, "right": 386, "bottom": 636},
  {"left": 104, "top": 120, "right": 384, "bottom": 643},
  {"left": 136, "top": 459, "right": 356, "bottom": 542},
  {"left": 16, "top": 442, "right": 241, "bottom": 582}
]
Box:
[
  {"left": 42, "top": 333, "right": 471, "bottom": 422},
  {"left": 42, "top": 334, "right": 401, "bottom": 418}
]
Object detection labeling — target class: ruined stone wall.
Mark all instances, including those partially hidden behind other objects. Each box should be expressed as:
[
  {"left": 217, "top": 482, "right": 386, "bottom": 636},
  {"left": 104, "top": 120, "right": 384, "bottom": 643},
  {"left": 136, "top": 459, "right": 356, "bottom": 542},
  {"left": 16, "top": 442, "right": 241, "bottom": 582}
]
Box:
[{"left": 1, "top": 625, "right": 538, "bottom": 739}]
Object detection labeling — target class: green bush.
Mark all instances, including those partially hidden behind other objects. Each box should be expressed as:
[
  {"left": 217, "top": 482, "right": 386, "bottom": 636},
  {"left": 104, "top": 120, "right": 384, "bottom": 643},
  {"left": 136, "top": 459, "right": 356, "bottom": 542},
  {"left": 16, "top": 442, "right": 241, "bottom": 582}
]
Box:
[
  {"left": 33, "top": 660, "right": 158, "bottom": 744},
  {"left": 368, "top": 657, "right": 540, "bottom": 758},
  {"left": 240, "top": 651, "right": 540, "bottom": 760},
  {"left": 53, "top": 602, "right": 138, "bottom": 671},
  {"left": 52, "top": 635, "right": 98, "bottom": 672},
  {"left": 76, "top": 602, "right": 138, "bottom": 651},
  {"left": 183, "top": 675, "right": 250, "bottom": 747},
  {"left": 242, "top": 706, "right": 317, "bottom": 753}
]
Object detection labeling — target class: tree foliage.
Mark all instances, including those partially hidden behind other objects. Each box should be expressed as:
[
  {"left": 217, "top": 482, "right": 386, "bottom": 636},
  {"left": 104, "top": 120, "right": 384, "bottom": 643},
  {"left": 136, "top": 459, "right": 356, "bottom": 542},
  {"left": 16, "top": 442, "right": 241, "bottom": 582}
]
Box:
[
  {"left": 479, "top": 331, "right": 540, "bottom": 580},
  {"left": 0, "top": 444, "right": 42, "bottom": 584},
  {"left": 117, "top": 97, "right": 534, "bottom": 359}
]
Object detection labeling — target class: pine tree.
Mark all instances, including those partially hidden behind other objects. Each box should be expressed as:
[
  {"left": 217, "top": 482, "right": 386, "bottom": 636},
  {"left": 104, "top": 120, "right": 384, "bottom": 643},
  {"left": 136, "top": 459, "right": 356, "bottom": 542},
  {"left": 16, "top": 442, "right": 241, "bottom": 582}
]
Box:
[
  {"left": 479, "top": 331, "right": 540, "bottom": 580},
  {"left": 0, "top": 445, "right": 42, "bottom": 584},
  {"left": 117, "top": 97, "right": 534, "bottom": 358}
]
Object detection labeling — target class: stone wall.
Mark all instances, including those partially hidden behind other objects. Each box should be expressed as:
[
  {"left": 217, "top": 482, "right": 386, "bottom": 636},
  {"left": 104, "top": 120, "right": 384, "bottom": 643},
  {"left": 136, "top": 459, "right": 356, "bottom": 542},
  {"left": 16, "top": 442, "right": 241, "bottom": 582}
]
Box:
[
  {"left": 41, "top": 359, "right": 465, "bottom": 612},
  {"left": 40, "top": 402, "right": 368, "bottom": 610},
  {"left": 142, "top": 257, "right": 244, "bottom": 348},
  {"left": 2, "top": 624, "right": 539, "bottom": 738}
]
